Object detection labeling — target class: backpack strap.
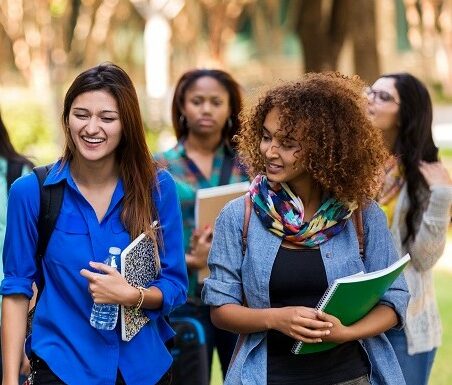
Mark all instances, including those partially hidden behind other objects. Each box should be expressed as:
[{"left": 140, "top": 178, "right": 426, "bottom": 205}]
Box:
[
  {"left": 351, "top": 207, "right": 365, "bottom": 258},
  {"left": 33, "top": 164, "right": 65, "bottom": 284},
  {"left": 241, "top": 193, "right": 252, "bottom": 256},
  {"left": 26, "top": 164, "right": 64, "bottom": 339},
  {"left": 6, "top": 159, "right": 24, "bottom": 192}
]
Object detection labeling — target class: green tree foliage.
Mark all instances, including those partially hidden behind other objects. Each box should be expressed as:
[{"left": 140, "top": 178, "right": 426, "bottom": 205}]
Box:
[{"left": 1, "top": 100, "right": 59, "bottom": 164}]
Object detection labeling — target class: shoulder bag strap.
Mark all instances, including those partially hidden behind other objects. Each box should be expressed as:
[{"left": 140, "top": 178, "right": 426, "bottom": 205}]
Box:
[
  {"left": 241, "top": 193, "right": 252, "bottom": 257},
  {"left": 351, "top": 207, "right": 365, "bottom": 259}
]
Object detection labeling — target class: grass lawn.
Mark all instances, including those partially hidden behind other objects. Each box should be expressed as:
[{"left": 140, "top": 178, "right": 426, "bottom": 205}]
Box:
[
  {"left": 210, "top": 269, "right": 452, "bottom": 385},
  {"left": 430, "top": 269, "right": 452, "bottom": 385},
  {"left": 211, "top": 351, "right": 223, "bottom": 385}
]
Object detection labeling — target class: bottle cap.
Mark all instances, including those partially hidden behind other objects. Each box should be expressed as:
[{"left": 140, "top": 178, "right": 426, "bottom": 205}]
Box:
[{"left": 109, "top": 247, "right": 121, "bottom": 255}]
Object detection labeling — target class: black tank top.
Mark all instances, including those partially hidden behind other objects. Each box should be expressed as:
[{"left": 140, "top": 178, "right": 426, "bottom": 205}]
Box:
[{"left": 267, "top": 247, "right": 369, "bottom": 385}]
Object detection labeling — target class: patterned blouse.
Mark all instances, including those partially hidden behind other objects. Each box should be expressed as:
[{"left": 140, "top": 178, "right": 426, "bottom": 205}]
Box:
[{"left": 154, "top": 141, "right": 249, "bottom": 298}]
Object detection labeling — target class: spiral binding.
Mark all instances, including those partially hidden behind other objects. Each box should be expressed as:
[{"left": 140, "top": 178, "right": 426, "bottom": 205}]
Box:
[{"left": 291, "top": 282, "right": 338, "bottom": 354}]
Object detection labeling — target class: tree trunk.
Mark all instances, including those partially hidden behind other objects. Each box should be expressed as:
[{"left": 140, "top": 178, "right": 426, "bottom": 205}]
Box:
[
  {"left": 350, "top": 0, "right": 380, "bottom": 83},
  {"left": 328, "top": 0, "right": 352, "bottom": 68},
  {"left": 293, "top": 0, "right": 352, "bottom": 72}
]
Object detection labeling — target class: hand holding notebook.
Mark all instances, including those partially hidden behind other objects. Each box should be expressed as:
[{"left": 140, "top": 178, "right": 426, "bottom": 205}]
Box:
[
  {"left": 120, "top": 232, "right": 160, "bottom": 341},
  {"left": 292, "top": 253, "right": 411, "bottom": 354}
]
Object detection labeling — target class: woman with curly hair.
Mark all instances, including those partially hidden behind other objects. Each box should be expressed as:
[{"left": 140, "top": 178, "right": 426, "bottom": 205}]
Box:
[
  {"left": 367, "top": 73, "right": 452, "bottom": 385},
  {"left": 202, "top": 73, "right": 409, "bottom": 385}
]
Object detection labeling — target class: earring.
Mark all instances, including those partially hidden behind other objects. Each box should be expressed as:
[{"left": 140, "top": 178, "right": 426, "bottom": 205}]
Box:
[
  {"left": 179, "top": 114, "right": 186, "bottom": 128},
  {"left": 227, "top": 117, "right": 233, "bottom": 130}
]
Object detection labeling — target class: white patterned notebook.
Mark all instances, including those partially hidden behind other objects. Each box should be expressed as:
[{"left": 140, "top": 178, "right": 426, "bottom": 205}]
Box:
[{"left": 120, "top": 233, "right": 159, "bottom": 341}]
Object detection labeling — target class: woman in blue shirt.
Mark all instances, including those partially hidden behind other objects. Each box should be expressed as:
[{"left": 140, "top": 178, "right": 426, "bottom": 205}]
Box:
[
  {"left": 1, "top": 63, "right": 188, "bottom": 385},
  {"left": 202, "top": 73, "right": 410, "bottom": 385}
]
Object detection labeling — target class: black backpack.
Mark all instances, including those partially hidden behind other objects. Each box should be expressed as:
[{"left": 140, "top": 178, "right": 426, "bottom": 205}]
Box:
[{"left": 6, "top": 159, "right": 26, "bottom": 192}]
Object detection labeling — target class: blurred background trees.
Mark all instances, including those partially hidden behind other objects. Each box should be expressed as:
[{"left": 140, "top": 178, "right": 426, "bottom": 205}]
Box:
[{"left": 1, "top": 0, "right": 452, "bottom": 158}]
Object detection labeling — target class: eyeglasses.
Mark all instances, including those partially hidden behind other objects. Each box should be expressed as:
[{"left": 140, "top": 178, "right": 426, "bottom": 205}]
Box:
[{"left": 365, "top": 87, "right": 400, "bottom": 105}]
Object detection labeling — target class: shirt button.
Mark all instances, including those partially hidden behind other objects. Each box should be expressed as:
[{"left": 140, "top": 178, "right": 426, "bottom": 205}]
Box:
[{"left": 326, "top": 252, "right": 331, "bottom": 258}]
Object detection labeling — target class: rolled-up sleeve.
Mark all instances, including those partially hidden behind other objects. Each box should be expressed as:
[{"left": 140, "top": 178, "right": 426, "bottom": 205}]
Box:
[
  {"left": 202, "top": 199, "right": 244, "bottom": 307},
  {"left": 144, "top": 170, "right": 188, "bottom": 319},
  {"left": 1, "top": 173, "right": 40, "bottom": 299},
  {"left": 364, "top": 201, "right": 410, "bottom": 329}
]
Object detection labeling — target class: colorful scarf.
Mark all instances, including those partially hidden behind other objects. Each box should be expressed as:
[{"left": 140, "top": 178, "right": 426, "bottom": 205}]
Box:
[
  {"left": 377, "top": 156, "right": 404, "bottom": 227},
  {"left": 249, "top": 174, "right": 357, "bottom": 247},
  {"left": 377, "top": 156, "right": 404, "bottom": 205}
]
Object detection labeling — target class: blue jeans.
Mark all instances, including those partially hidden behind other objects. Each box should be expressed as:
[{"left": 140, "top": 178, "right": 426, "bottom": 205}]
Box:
[{"left": 385, "top": 328, "right": 436, "bottom": 385}]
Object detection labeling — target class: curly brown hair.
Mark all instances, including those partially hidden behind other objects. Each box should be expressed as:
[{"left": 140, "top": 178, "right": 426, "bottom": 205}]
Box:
[{"left": 236, "top": 72, "right": 388, "bottom": 205}]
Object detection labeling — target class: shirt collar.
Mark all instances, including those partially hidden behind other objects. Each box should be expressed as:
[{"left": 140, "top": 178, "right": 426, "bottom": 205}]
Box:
[
  {"left": 43, "top": 159, "right": 125, "bottom": 214},
  {"left": 43, "top": 159, "right": 70, "bottom": 187}
]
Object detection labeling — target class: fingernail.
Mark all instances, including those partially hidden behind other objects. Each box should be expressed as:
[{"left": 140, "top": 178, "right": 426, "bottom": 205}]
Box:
[
  {"left": 325, "top": 330, "right": 330, "bottom": 335},
  {"left": 329, "top": 323, "right": 333, "bottom": 327}
]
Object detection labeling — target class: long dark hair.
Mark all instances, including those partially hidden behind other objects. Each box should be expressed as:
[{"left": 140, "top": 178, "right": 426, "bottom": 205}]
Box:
[
  {"left": 61, "top": 63, "right": 159, "bottom": 253},
  {"left": 171, "top": 68, "right": 242, "bottom": 147},
  {"left": 382, "top": 73, "right": 438, "bottom": 244},
  {"left": 0, "top": 112, "right": 34, "bottom": 168}
]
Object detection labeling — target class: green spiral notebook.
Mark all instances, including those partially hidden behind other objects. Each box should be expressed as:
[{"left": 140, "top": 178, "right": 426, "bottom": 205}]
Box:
[{"left": 291, "top": 253, "right": 411, "bottom": 355}]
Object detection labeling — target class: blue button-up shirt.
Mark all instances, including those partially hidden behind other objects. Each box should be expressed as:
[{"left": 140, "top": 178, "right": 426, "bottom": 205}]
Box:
[{"left": 1, "top": 161, "right": 188, "bottom": 385}]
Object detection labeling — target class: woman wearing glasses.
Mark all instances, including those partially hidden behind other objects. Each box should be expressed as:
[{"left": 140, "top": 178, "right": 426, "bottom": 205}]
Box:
[{"left": 367, "top": 73, "right": 452, "bottom": 385}]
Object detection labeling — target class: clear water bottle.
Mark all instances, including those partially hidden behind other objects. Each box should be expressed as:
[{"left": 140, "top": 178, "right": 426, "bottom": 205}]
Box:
[{"left": 89, "top": 246, "right": 121, "bottom": 330}]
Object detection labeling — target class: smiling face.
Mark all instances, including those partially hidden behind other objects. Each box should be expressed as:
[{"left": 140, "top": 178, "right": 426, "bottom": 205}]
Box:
[
  {"left": 182, "top": 76, "right": 231, "bottom": 140},
  {"left": 68, "top": 90, "right": 122, "bottom": 164},
  {"left": 259, "top": 108, "right": 306, "bottom": 190}
]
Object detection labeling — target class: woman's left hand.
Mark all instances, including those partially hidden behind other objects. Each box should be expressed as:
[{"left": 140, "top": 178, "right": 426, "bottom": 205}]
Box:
[
  {"left": 80, "top": 262, "right": 138, "bottom": 307},
  {"left": 419, "top": 161, "right": 452, "bottom": 187},
  {"left": 187, "top": 226, "right": 213, "bottom": 270},
  {"left": 315, "top": 310, "right": 352, "bottom": 344}
]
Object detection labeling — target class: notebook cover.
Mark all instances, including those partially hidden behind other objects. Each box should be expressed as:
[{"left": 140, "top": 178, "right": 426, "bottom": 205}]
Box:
[
  {"left": 120, "top": 233, "right": 159, "bottom": 341},
  {"left": 195, "top": 182, "right": 250, "bottom": 282},
  {"left": 292, "top": 253, "right": 410, "bottom": 354}
]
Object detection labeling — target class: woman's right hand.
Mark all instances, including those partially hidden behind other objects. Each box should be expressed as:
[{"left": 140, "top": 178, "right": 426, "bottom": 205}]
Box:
[
  {"left": 269, "top": 306, "right": 333, "bottom": 343},
  {"left": 419, "top": 161, "right": 452, "bottom": 187}
]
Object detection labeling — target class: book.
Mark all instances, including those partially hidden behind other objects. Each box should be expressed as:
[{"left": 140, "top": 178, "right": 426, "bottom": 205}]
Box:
[
  {"left": 120, "top": 232, "right": 160, "bottom": 342},
  {"left": 195, "top": 181, "right": 250, "bottom": 283},
  {"left": 195, "top": 181, "right": 250, "bottom": 229},
  {"left": 291, "top": 253, "right": 411, "bottom": 355}
]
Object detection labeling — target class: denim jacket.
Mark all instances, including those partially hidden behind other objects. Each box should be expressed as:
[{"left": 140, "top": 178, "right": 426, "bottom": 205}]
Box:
[{"left": 202, "top": 196, "right": 410, "bottom": 385}]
